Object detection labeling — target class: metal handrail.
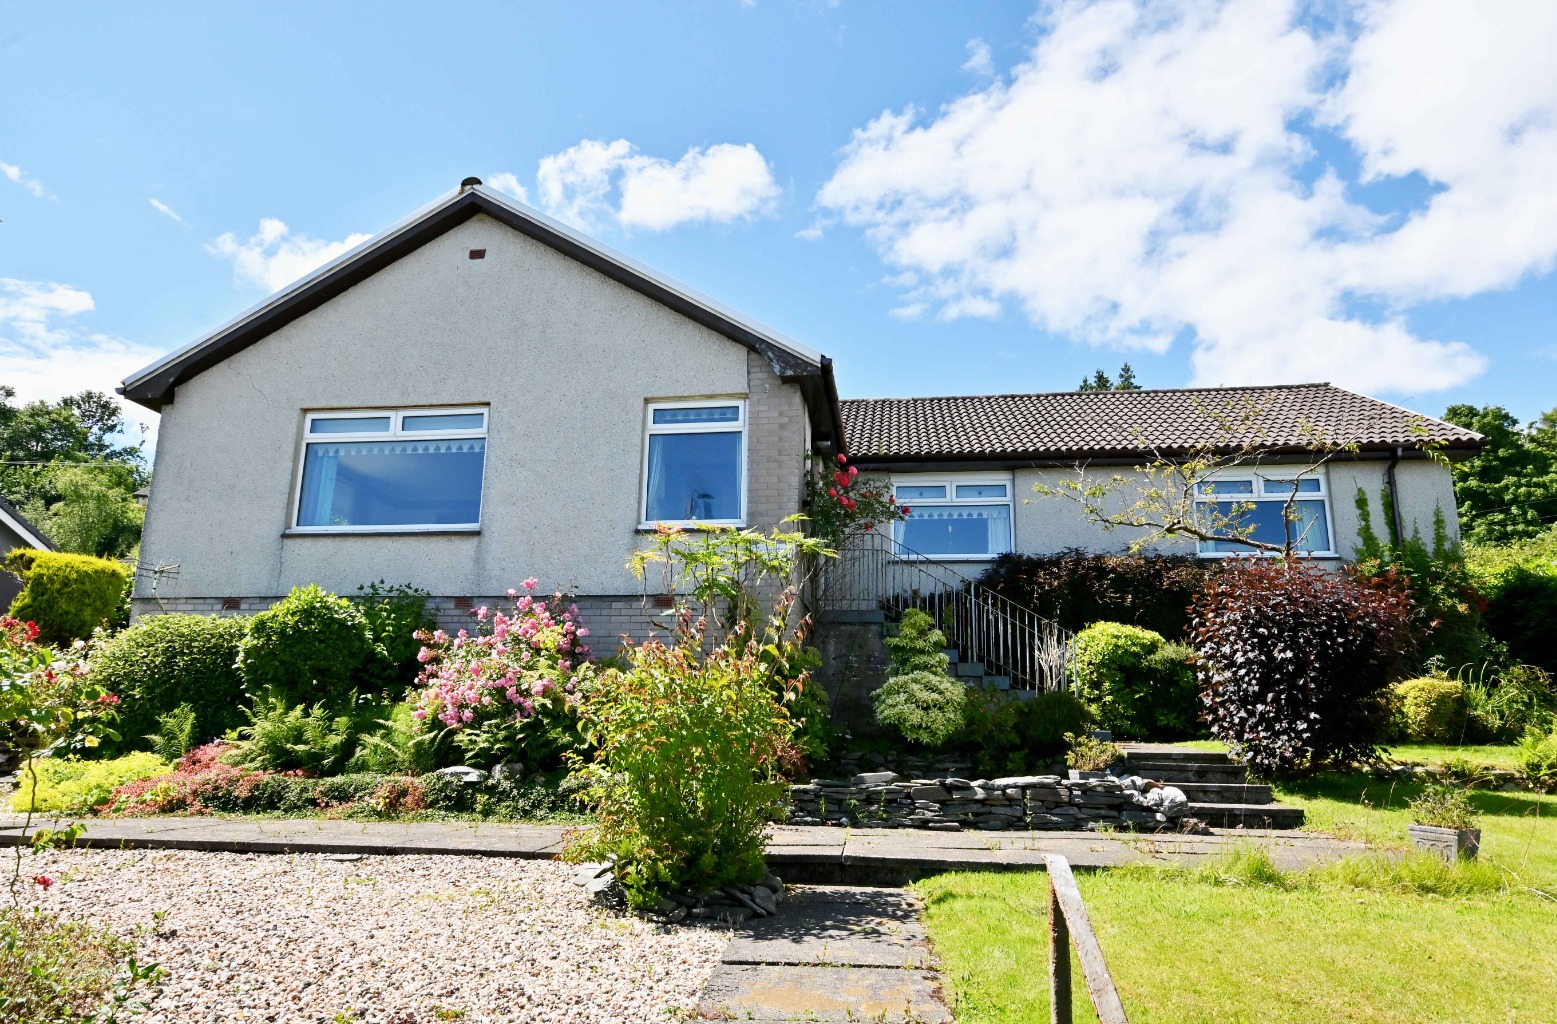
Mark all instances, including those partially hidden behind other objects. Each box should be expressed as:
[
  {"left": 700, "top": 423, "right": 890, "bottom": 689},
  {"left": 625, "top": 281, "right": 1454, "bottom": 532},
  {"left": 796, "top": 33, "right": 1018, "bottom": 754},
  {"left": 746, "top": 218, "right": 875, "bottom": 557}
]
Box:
[
  {"left": 1045, "top": 854, "right": 1129, "bottom": 1024},
  {"left": 815, "top": 532, "right": 1076, "bottom": 692}
]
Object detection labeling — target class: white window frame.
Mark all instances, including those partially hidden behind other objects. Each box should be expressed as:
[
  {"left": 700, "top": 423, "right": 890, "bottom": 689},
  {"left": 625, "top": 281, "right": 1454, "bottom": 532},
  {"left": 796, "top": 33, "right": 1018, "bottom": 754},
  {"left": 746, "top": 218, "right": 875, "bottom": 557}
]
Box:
[
  {"left": 1192, "top": 466, "right": 1337, "bottom": 558},
  {"left": 640, "top": 398, "right": 748, "bottom": 528},
  {"left": 288, "top": 406, "right": 488, "bottom": 534},
  {"left": 890, "top": 473, "right": 1014, "bottom": 561}
]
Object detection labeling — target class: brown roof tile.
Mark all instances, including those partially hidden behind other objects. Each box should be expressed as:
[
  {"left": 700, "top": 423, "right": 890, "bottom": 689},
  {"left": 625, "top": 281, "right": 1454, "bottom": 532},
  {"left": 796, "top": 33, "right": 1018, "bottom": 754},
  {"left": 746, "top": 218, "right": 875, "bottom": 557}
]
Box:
[{"left": 840, "top": 383, "right": 1482, "bottom": 463}]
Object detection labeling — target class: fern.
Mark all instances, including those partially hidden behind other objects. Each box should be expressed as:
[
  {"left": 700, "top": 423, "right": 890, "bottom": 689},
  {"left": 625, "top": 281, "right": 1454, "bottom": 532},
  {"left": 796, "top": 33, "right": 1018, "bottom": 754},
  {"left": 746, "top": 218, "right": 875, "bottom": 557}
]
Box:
[
  {"left": 232, "top": 690, "right": 354, "bottom": 774},
  {"left": 144, "top": 703, "right": 198, "bottom": 762}
]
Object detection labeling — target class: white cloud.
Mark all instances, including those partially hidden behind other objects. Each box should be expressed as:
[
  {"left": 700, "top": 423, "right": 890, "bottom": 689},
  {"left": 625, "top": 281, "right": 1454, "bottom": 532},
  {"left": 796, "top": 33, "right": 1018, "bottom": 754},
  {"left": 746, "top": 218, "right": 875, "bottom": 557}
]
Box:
[
  {"left": 487, "top": 172, "right": 529, "bottom": 203},
  {"left": 1, "top": 160, "right": 51, "bottom": 199},
  {"left": 0, "top": 278, "right": 162, "bottom": 443},
  {"left": 206, "top": 218, "right": 372, "bottom": 293},
  {"left": 812, "top": 0, "right": 1548, "bottom": 395},
  {"left": 796, "top": 223, "right": 826, "bottom": 241},
  {"left": 149, "top": 198, "right": 182, "bottom": 222},
  {"left": 963, "top": 38, "right": 994, "bottom": 76},
  {"left": 536, "top": 139, "right": 780, "bottom": 231}
]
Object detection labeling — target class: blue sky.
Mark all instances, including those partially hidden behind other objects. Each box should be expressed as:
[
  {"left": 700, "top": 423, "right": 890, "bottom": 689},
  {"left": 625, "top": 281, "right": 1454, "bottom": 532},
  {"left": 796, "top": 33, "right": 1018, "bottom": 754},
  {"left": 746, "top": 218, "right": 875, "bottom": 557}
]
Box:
[{"left": 3, "top": 0, "right": 1556, "bottom": 448}]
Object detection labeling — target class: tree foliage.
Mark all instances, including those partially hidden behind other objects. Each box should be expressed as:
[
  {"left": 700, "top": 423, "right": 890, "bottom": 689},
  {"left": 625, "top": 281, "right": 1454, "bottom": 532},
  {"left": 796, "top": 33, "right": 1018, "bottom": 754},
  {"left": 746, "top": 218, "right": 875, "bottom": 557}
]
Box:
[
  {"left": 1442, "top": 404, "right": 1557, "bottom": 545},
  {"left": 1077, "top": 363, "right": 1141, "bottom": 391}
]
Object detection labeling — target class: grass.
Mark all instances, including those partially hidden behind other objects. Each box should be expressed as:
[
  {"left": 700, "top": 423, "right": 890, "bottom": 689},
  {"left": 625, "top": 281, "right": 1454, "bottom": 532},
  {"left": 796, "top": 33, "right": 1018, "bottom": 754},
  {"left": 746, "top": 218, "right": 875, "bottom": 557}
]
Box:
[
  {"left": 919, "top": 848, "right": 1557, "bottom": 1024},
  {"left": 920, "top": 756, "right": 1557, "bottom": 1023},
  {"left": 1167, "top": 738, "right": 1523, "bottom": 771}
]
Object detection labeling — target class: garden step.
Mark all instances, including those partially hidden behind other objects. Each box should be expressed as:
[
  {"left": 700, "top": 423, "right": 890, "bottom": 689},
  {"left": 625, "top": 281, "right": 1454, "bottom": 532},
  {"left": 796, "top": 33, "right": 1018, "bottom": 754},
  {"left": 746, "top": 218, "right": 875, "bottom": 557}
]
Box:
[
  {"left": 1124, "top": 761, "right": 1249, "bottom": 785},
  {"left": 1119, "top": 745, "right": 1236, "bottom": 765},
  {"left": 953, "top": 661, "right": 985, "bottom": 678},
  {"left": 1169, "top": 782, "right": 1274, "bottom": 806},
  {"left": 1187, "top": 802, "right": 1305, "bottom": 829},
  {"left": 818, "top": 609, "right": 887, "bottom": 624}
]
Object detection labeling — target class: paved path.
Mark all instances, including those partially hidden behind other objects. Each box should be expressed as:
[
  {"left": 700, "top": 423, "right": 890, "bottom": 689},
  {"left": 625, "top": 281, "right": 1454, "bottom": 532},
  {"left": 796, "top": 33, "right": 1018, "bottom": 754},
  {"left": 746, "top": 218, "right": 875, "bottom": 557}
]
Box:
[
  {"left": 700, "top": 885, "right": 952, "bottom": 1023},
  {"left": 0, "top": 815, "right": 1367, "bottom": 880}
]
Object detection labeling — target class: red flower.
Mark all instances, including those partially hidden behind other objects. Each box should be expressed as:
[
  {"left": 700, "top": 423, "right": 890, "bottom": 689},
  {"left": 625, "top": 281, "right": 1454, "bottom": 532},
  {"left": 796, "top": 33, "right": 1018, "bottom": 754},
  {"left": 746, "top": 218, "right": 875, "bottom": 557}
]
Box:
[
  {"left": 833, "top": 470, "right": 849, "bottom": 488},
  {"left": 33, "top": 874, "right": 53, "bottom": 890},
  {"left": 827, "top": 487, "right": 838, "bottom": 498},
  {"left": 836, "top": 453, "right": 848, "bottom": 464},
  {"left": 863, "top": 522, "right": 874, "bottom": 532},
  {"left": 847, "top": 465, "right": 858, "bottom": 478},
  {"left": 901, "top": 506, "right": 912, "bottom": 515},
  {"left": 96, "top": 693, "right": 120, "bottom": 705}
]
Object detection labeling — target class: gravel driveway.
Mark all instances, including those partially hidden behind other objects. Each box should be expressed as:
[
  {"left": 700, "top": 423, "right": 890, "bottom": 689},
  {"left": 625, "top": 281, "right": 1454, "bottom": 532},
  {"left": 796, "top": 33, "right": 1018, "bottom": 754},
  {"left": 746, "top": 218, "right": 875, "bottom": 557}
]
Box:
[{"left": 25, "top": 848, "right": 729, "bottom": 1023}]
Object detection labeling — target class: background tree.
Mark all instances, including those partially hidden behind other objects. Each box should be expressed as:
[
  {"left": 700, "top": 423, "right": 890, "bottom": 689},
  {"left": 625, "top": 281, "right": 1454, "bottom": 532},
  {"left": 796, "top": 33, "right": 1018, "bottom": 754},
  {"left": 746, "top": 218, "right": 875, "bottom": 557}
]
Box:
[
  {"left": 1441, "top": 404, "right": 1557, "bottom": 544},
  {"left": 0, "top": 386, "right": 148, "bottom": 558},
  {"left": 1077, "top": 362, "right": 1141, "bottom": 392}
]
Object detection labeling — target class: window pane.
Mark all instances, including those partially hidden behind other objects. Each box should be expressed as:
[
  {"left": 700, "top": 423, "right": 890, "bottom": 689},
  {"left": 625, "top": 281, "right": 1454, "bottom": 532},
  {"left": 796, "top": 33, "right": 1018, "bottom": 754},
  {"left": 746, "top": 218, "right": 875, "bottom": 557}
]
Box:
[
  {"left": 645, "top": 431, "right": 742, "bottom": 521},
  {"left": 402, "top": 412, "right": 485, "bottom": 432},
  {"left": 310, "top": 416, "right": 392, "bottom": 434},
  {"left": 955, "top": 483, "right": 1008, "bottom": 499},
  {"left": 1262, "top": 477, "right": 1322, "bottom": 494},
  {"left": 1196, "top": 479, "right": 1254, "bottom": 495},
  {"left": 896, "top": 485, "right": 947, "bottom": 500},
  {"left": 296, "top": 440, "right": 485, "bottom": 527},
  {"left": 651, "top": 406, "right": 740, "bottom": 425},
  {"left": 1196, "top": 499, "right": 1331, "bottom": 553},
  {"left": 899, "top": 503, "right": 1010, "bottom": 556}
]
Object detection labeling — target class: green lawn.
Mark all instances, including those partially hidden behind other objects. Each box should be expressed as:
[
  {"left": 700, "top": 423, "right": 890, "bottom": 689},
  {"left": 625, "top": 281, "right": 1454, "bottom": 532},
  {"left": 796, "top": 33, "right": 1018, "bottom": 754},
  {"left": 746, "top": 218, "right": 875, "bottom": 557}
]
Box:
[
  {"left": 1170, "top": 739, "right": 1524, "bottom": 771},
  {"left": 918, "top": 772, "right": 1557, "bottom": 1023}
]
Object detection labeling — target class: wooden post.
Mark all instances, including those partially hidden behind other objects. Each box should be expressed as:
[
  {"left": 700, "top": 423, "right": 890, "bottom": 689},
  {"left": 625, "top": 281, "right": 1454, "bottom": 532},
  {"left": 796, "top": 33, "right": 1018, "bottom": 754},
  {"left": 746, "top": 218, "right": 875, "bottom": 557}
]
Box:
[
  {"left": 1049, "top": 868, "right": 1072, "bottom": 1024},
  {"left": 1045, "top": 855, "right": 1130, "bottom": 1024}
]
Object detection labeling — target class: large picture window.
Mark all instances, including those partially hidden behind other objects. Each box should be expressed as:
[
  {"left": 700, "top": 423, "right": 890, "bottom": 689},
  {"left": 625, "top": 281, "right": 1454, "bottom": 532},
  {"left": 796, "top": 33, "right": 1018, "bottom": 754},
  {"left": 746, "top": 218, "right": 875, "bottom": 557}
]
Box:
[
  {"left": 1194, "top": 469, "right": 1334, "bottom": 556},
  {"left": 892, "top": 476, "right": 1013, "bottom": 558},
  {"left": 292, "top": 407, "right": 487, "bottom": 532},
  {"left": 642, "top": 400, "right": 745, "bottom": 526}
]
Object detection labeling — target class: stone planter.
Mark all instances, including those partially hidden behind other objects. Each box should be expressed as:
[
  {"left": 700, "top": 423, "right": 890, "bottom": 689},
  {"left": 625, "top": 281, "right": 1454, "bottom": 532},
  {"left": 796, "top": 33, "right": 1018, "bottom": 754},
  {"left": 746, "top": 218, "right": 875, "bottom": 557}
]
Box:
[
  {"left": 1407, "top": 823, "right": 1481, "bottom": 862},
  {"left": 1068, "top": 770, "right": 1108, "bottom": 781}
]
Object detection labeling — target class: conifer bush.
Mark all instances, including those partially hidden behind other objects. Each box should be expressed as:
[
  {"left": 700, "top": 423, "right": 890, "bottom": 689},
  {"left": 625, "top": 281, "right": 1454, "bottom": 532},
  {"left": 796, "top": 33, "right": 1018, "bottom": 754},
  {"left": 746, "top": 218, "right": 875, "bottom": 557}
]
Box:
[{"left": 4, "top": 549, "right": 131, "bottom": 645}]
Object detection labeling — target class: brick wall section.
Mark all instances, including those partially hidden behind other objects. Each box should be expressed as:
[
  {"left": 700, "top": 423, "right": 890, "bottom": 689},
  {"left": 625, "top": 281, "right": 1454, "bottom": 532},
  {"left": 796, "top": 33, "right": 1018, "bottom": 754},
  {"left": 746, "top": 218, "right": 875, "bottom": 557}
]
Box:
[{"left": 745, "top": 350, "right": 809, "bottom": 531}]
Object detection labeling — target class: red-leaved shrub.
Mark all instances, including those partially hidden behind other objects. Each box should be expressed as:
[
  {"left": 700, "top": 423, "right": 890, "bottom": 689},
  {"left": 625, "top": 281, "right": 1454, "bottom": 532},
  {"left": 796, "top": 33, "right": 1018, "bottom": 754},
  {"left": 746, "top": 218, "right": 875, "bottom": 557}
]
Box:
[{"left": 1191, "top": 561, "right": 1415, "bottom": 777}]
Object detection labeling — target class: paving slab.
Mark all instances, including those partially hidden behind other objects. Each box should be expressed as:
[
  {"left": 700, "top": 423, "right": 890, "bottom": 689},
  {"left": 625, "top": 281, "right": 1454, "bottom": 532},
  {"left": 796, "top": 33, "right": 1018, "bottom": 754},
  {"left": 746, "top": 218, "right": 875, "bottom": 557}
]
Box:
[
  {"left": 723, "top": 885, "right": 930, "bottom": 969},
  {"left": 698, "top": 964, "right": 951, "bottom": 1023}
]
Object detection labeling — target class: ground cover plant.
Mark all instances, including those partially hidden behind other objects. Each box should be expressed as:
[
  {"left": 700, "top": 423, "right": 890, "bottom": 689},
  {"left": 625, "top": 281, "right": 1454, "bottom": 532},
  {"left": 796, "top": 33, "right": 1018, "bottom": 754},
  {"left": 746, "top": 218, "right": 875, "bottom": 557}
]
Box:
[{"left": 9, "top": 752, "right": 169, "bottom": 814}]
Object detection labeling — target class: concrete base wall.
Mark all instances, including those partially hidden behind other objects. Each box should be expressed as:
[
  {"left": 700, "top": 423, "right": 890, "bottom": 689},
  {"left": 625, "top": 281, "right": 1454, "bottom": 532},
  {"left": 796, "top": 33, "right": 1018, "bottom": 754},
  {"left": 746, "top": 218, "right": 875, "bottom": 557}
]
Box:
[{"left": 812, "top": 618, "right": 892, "bottom": 736}]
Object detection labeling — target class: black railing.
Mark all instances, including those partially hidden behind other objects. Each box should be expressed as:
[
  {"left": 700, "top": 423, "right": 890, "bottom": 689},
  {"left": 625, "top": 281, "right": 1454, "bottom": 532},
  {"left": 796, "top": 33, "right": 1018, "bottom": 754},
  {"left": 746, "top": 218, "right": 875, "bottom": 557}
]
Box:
[{"left": 816, "top": 532, "right": 1076, "bottom": 692}]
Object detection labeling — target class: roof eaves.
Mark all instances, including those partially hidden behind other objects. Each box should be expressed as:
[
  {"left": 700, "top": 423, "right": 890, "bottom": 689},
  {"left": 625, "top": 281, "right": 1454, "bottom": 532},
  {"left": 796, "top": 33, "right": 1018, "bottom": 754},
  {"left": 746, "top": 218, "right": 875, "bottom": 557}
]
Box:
[{"left": 0, "top": 494, "right": 56, "bottom": 552}]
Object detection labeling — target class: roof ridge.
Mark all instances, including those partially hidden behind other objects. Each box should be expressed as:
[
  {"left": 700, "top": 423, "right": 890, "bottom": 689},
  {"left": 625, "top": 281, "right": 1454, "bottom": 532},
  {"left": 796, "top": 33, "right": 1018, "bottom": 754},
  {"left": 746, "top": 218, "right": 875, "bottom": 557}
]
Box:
[{"left": 840, "top": 382, "right": 1336, "bottom": 403}]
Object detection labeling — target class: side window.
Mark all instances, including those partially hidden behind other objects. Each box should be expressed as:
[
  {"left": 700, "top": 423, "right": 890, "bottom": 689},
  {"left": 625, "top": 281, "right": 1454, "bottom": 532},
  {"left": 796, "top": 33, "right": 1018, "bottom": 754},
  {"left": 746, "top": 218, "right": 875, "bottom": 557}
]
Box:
[{"left": 642, "top": 401, "right": 746, "bottom": 525}]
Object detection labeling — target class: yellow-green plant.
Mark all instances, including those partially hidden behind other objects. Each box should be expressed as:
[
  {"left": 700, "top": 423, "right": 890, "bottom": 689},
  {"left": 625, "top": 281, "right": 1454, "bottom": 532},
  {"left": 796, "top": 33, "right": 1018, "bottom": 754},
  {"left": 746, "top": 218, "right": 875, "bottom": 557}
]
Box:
[{"left": 1391, "top": 675, "right": 1467, "bottom": 742}]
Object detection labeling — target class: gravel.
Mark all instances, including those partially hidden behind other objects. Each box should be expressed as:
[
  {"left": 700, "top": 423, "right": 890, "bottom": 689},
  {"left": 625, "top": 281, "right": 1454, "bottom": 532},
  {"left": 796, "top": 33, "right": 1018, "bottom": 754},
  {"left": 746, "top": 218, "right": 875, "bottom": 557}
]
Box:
[{"left": 25, "top": 848, "right": 730, "bottom": 1023}]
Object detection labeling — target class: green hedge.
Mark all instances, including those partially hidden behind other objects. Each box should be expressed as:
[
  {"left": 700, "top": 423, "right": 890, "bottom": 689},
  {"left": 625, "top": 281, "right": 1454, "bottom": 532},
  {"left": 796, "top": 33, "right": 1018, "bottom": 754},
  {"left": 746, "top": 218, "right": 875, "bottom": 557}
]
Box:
[
  {"left": 1477, "top": 565, "right": 1557, "bottom": 675},
  {"left": 89, "top": 613, "right": 250, "bottom": 751},
  {"left": 5, "top": 549, "right": 131, "bottom": 645},
  {"left": 236, "top": 585, "right": 381, "bottom": 707},
  {"left": 1392, "top": 677, "right": 1466, "bottom": 742},
  {"left": 1073, "top": 621, "right": 1201, "bottom": 740}
]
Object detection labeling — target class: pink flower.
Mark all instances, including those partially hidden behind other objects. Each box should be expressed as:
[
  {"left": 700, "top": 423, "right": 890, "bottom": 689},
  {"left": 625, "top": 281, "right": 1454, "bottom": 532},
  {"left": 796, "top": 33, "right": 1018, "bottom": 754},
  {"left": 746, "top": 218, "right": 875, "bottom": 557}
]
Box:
[
  {"left": 836, "top": 453, "right": 847, "bottom": 464},
  {"left": 522, "top": 577, "right": 539, "bottom": 591},
  {"left": 847, "top": 465, "right": 858, "bottom": 478},
  {"left": 33, "top": 874, "right": 53, "bottom": 890},
  {"left": 475, "top": 606, "right": 489, "bottom": 621}
]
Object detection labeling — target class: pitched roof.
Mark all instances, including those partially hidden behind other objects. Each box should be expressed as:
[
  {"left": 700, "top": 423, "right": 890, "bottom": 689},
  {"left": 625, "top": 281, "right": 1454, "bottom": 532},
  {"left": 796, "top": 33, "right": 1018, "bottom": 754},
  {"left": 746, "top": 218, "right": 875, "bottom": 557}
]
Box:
[
  {"left": 0, "top": 493, "right": 55, "bottom": 551},
  {"left": 840, "top": 383, "right": 1483, "bottom": 464},
  {"left": 119, "top": 180, "right": 844, "bottom": 450}
]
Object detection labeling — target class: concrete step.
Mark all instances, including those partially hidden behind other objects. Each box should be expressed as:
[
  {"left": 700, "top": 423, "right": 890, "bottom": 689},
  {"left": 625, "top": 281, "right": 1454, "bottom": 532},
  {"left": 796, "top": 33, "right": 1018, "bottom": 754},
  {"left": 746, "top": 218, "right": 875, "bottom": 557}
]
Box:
[
  {"left": 819, "top": 609, "right": 887, "bottom": 624},
  {"left": 953, "top": 661, "right": 985, "bottom": 678},
  {"left": 1170, "top": 781, "right": 1274, "bottom": 806},
  {"left": 943, "top": 647, "right": 959, "bottom": 663},
  {"left": 1120, "top": 745, "right": 1234, "bottom": 766},
  {"left": 1126, "top": 761, "right": 1250, "bottom": 785},
  {"left": 1188, "top": 802, "right": 1305, "bottom": 829}
]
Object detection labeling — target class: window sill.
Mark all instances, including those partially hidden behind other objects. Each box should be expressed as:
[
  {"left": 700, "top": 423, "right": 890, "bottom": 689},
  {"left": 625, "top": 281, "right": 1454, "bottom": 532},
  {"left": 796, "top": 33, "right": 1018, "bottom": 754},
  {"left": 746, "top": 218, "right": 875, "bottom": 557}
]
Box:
[
  {"left": 636, "top": 522, "right": 748, "bottom": 534},
  {"left": 1195, "top": 551, "right": 1340, "bottom": 560},
  {"left": 892, "top": 553, "right": 1005, "bottom": 563},
  {"left": 283, "top": 527, "right": 482, "bottom": 537}
]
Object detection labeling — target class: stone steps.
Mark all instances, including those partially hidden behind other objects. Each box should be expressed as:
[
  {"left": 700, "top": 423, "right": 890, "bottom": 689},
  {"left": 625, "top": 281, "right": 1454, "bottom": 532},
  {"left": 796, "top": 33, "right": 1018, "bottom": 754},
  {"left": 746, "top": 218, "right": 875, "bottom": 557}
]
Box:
[
  {"left": 1124, "top": 760, "right": 1251, "bottom": 785},
  {"left": 1170, "top": 781, "right": 1274, "bottom": 806},
  {"left": 1188, "top": 802, "right": 1306, "bottom": 829}
]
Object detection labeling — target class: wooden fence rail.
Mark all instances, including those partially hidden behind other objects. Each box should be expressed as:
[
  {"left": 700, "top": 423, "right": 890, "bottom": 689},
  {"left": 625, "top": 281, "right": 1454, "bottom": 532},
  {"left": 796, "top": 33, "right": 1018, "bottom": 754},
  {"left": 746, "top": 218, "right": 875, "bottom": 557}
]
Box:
[{"left": 1045, "top": 854, "right": 1129, "bottom": 1024}]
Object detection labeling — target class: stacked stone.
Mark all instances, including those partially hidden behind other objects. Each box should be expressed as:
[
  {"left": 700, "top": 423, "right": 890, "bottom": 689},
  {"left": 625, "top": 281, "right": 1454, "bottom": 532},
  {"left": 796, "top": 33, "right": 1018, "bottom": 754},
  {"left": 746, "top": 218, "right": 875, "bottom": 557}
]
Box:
[{"left": 788, "top": 772, "right": 1177, "bottom": 832}]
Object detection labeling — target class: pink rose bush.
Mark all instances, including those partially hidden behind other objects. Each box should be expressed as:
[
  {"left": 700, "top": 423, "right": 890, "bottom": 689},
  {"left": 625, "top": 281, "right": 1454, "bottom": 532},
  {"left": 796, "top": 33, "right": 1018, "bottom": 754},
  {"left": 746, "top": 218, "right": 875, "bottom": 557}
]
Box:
[{"left": 408, "top": 580, "right": 596, "bottom": 769}]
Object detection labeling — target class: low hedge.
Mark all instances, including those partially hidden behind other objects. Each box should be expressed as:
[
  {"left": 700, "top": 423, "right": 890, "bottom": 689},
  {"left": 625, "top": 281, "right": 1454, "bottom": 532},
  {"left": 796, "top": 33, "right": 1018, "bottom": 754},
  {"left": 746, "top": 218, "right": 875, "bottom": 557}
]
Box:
[
  {"left": 5, "top": 549, "right": 131, "bottom": 645},
  {"left": 1392, "top": 676, "right": 1467, "bottom": 742},
  {"left": 979, "top": 550, "right": 1216, "bottom": 639},
  {"left": 964, "top": 689, "right": 1090, "bottom": 776},
  {"left": 236, "top": 585, "right": 382, "bottom": 706},
  {"left": 88, "top": 613, "right": 250, "bottom": 753},
  {"left": 1072, "top": 621, "right": 1201, "bottom": 740}
]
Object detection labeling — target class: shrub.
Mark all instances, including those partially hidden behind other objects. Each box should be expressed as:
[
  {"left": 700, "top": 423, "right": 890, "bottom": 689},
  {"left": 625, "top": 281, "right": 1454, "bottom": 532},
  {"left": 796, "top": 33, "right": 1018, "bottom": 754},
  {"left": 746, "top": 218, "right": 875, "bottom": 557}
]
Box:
[
  {"left": 87, "top": 613, "right": 249, "bottom": 752},
  {"left": 963, "top": 690, "right": 1090, "bottom": 776},
  {"left": 406, "top": 581, "right": 592, "bottom": 771},
  {"left": 1408, "top": 783, "right": 1480, "bottom": 830},
  {"left": 351, "top": 580, "right": 435, "bottom": 696},
  {"left": 872, "top": 671, "right": 966, "bottom": 748},
  {"left": 1072, "top": 622, "right": 1200, "bottom": 739},
  {"left": 979, "top": 549, "right": 1217, "bottom": 638},
  {"left": 4, "top": 549, "right": 131, "bottom": 646},
  {"left": 1476, "top": 564, "right": 1557, "bottom": 674},
  {"left": 0, "top": 909, "right": 159, "bottom": 1022},
  {"left": 229, "top": 691, "right": 366, "bottom": 774},
  {"left": 571, "top": 634, "right": 797, "bottom": 908},
  {"left": 348, "top": 701, "right": 450, "bottom": 776},
  {"left": 9, "top": 752, "right": 170, "bottom": 814},
  {"left": 1391, "top": 676, "right": 1467, "bottom": 742},
  {"left": 236, "top": 585, "right": 381, "bottom": 707},
  {"left": 1065, "top": 732, "right": 1121, "bottom": 772},
  {"left": 1191, "top": 561, "right": 1415, "bottom": 777},
  {"left": 1515, "top": 724, "right": 1557, "bottom": 788},
  {"left": 884, "top": 609, "right": 951, "bottom": 675}
]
